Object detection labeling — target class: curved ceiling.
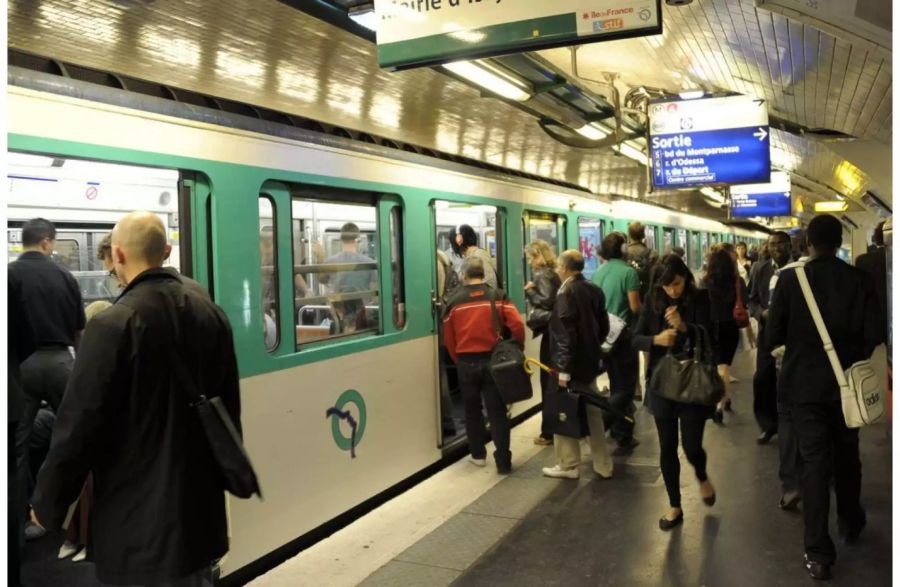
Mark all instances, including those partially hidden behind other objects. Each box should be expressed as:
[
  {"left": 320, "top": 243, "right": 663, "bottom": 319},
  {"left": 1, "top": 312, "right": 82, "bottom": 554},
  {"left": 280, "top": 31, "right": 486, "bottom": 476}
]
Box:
[{"left": 7, "top": 0, "right": 891, "bottom": 227}]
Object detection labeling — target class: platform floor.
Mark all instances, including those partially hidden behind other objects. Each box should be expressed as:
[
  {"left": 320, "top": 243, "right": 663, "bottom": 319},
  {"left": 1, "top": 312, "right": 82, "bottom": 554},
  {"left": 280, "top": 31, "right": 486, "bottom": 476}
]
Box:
[{"left": 350, "top": 351, "right": 892, "bottom": 587}]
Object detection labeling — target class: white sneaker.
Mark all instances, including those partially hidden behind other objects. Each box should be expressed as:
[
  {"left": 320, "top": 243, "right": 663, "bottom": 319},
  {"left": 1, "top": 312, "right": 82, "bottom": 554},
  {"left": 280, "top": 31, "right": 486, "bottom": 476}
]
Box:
[
  {"left": 469, "top": 457, "right": 487, "bottom": 467},
  {"left": 729, "top": 375, "right": 739, "bottom": 383},
  {"left": 542, "top": 465, "right": 579, "bottom": 479},
  {"left": 72, "top": 548, "right": 87, "bottom": 563},
  {"left": 58, "top": 542, "right": 79, "bottom": 559}
]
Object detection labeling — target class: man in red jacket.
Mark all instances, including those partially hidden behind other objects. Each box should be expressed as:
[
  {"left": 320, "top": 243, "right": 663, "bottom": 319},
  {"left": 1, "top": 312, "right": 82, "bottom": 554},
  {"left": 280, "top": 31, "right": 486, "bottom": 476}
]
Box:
[{"left": 443, "top": 257, "right": 525, "bottom": 474}]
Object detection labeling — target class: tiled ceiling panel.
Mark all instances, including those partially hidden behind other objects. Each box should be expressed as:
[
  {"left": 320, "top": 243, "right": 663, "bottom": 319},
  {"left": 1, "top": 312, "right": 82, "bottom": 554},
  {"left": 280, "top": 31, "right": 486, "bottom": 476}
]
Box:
[{"left": 7, "top": 0, "right": 891, "bottom": 222}]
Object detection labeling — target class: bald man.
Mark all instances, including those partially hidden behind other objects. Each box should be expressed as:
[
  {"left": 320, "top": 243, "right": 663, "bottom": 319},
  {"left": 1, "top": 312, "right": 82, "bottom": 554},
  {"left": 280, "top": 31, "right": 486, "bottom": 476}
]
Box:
[
  {"left": 31, "top": 211, "right": 241, "bottom": 586},
  {"left": 542, "top": 250, "right": 613, "bottom": 480}
]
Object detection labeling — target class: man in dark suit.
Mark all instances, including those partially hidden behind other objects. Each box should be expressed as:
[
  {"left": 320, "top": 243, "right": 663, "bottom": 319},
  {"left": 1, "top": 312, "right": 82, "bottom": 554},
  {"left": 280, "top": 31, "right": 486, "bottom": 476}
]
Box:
[
  {"left": 766, "top": 214, "right": 883, "bottom": 580},
  {"left": 855, "top": 221, "right": 888, "bottom": 342}
]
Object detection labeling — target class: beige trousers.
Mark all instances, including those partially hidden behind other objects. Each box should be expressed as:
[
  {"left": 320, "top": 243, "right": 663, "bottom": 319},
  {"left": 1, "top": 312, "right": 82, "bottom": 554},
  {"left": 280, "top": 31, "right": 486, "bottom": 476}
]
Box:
[{"left": 553, "top": 400, "right": 613, "bottom": 477}]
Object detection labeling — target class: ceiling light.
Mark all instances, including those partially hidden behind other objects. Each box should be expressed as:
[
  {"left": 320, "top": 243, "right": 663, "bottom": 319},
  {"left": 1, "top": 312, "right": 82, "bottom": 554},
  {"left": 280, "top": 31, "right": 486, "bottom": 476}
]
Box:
[
  {"left": 348, "top": 6, "right": 377, "bottom": 32},
  {"left": 814, "top": 200, "right": 849, "bottom": 213},
  {"left": 700, "top": 187, "right": 725, "bottom": 204},
  {"left": 613, "top": 143, "right": 647, "bottom": 166},
  {"left": 442, "top": 60, "right": 531, "bottom": 102},
  {"left": 678, "top": 89, "right": 705, "bottom": 100},
  {"left": 574, "top": 123, "right": 610, "bottom": 141},
  {"left": 8, "top": 152, "right": 55, "bottom": 167}
]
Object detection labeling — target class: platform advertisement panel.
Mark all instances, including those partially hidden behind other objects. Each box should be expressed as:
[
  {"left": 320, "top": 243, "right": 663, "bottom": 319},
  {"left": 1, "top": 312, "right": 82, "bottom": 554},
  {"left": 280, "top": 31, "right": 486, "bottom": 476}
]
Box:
[
  {"left": 730, "top": 171, "right": 792, "bottom": 218},
  {"left": 375, "top": 0, "right": 662, "bottom": 70},
  {"left": 648, "top": 95, "right": 770, "bottom": 189}
]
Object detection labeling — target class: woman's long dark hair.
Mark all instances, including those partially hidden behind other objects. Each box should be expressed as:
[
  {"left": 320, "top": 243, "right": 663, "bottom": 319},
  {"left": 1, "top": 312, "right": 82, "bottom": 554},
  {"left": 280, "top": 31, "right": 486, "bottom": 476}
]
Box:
[
  {"left": 703, "top": 247, "right": 737, "bottom": 295},
  {"left": 450, "top": 224, "right": 479, "bottom": 256},
  {"left": 648, "top": 254, "right": 697, "bottom": 313}
]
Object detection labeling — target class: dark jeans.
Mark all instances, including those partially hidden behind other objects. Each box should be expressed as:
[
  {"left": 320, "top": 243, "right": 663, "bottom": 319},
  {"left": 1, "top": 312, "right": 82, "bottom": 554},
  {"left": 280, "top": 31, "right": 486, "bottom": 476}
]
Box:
[
  {"left": 604, "top": 333, "right": 638, "bottom": 444},
  {"left": 753, "top": 330, "right": 778, "bottom": 433},
  {"left": 538, "top": 334, "right": 553, "bottom": 439},
  {"left": 790, "top": 402, "right": 866, "bottom": 564},
  {"left": 778, "top": 401, "right": 803, "bottom": 492},
  {"left": 655, "top": 410, "right": 708, "bottom": 508},
  {"left": 16, "top": 349, "right": 72, "bottom": 509},
  {"left": 458, "top": 354, "right": 511, "bottom": 467}
]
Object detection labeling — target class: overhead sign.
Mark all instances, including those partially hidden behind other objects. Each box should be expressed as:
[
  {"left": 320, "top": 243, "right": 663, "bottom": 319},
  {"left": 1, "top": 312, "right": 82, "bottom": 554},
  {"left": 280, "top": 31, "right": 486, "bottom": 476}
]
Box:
[
  {"left": 375, "top": 0, "right": 662, "bottom": 70},
  {"left": 649, "top": 95, "right": 771, "bottom": 189},
  {"left": 730, "top": 171, "right": 792, "bottom": 218}
]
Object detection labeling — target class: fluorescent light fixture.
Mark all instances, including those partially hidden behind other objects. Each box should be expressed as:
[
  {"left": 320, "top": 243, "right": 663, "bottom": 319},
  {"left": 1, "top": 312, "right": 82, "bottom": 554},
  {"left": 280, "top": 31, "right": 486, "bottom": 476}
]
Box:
[
  {"left": 442, "top": 60, "right": 531, "bottom": 102},
  {"left": 8, "top": 152, "right": 55, "bottom": 167},
  {"left": 814, "top": 200, "right": 849, "bottom": 212},
  {"left": 700, "top": 187, "right": 725, "bottom": 204},
  {"left": 613, "top": 142, "right": 648, "bottom": 165},
  {"left": 574, "top": 123, "right": 610, "bottom": 141},
  {"left": 678, "top": 89, "right": 705, "bottom": 100},
  {"left": 348, "top": 7, "right": 377, "bottom": 31}
]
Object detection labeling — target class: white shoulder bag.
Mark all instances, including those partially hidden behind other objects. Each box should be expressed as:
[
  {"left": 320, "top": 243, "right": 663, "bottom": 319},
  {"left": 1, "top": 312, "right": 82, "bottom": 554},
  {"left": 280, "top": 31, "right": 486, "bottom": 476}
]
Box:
[{"left": 795, "top": 267, "right": 883, "bottom": 428}]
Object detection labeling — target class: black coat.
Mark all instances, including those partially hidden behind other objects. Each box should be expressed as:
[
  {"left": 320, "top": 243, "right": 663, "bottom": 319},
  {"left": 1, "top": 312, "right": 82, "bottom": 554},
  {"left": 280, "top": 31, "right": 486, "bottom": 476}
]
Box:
[
  {"left": 855, "top": 247, "right": 888, "bottom": 342},
  {"left": 632, "top": 290, "right": 715, "bottom": 419},
  {"left": 548, "top": 274, "right": 609, "bottom": 382},
  {"left": 765, "top": 256, "right": 882, "bottom": 404},
  {"left": 8, "top": 267, "right": 36, "bottom": 423},
  {"left": 748, "top": 259, "right": 777, "bottom": 324},
  {"left": 524, "top": 267, "right": 561, "bottom": 337},
  {"left": 31, "top": 269, "right": 240, "bottom": 585}
]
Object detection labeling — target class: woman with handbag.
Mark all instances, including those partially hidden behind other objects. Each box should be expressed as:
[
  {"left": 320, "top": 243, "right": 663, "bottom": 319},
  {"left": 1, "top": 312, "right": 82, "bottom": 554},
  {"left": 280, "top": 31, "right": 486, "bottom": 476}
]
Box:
[
  {"left": 633, "top": 254, "right": 719, "bottom": 531},
  {"left": 524, "top": 239, "right": 561, "bottom": 445},
  {"left": 702, "top": 244, "right": 749, "bottom": 423}
]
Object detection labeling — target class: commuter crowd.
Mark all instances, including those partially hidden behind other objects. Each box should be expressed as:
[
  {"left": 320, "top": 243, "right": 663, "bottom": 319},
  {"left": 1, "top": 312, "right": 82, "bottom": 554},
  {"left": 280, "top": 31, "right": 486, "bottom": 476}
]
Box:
[{"left": 440, "top": 217, "right": 885, "bottom": 581}]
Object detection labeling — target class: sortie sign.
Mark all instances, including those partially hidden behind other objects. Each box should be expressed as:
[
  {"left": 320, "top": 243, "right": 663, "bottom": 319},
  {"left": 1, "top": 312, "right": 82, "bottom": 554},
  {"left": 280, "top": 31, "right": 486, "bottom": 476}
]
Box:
[{"left": 375, "top": 0, "right": 662, "bottom": 70}]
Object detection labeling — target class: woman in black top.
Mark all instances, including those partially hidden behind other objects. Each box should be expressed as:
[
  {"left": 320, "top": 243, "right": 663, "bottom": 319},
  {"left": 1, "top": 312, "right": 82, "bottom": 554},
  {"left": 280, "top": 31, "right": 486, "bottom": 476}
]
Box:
[
  {"left": 524, "top": 239, "right": 561, "bottom": 444},
  {"left": 633, "top": 254, "right": 718, "bottom": 530},
  {"left": 702, "top": 245, "right": 749, "bottom": 423}
]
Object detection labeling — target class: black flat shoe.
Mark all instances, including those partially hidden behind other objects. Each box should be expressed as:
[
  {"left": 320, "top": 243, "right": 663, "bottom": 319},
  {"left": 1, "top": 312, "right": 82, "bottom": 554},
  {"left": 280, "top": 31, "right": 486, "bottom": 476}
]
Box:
[
  {"left": 712, "top": 409, "right": 724, "bottom": 424},
  {"left": 724, "top": 399, "right": 733, "bottom": 412},
  {"left": 659, "top": 511, "right": 683, "bottom": 531},
  {"left": 757, "top": 430, "right": 776, "bottom": 445},
  {"left": 804, "top": 555, "right": 832, "bottom": 580},
  {"left": 779, "top": 490, "right": 801, "bottom": 511},
  {"left": 702, "top": 492, "right": 716, "bottom": 507}
]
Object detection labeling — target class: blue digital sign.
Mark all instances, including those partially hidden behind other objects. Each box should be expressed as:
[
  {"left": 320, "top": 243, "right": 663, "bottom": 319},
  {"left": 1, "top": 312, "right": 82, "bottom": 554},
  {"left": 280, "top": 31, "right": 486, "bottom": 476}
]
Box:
[
  {"left": 731, "top": 190, "right": 791, "bottom": 217},
  {"left": 650, "top": 127, "right": 771, "bottom": 188}
]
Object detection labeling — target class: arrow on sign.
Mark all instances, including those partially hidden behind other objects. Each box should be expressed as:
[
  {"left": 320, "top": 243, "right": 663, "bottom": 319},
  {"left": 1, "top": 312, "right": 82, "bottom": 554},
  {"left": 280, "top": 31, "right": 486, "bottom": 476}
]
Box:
[
  {"left": 754, "top": 99, "right": 765, "bottom": 106},
  {"left": 753, "top": 127, "right": 768, "bottom": 141}
]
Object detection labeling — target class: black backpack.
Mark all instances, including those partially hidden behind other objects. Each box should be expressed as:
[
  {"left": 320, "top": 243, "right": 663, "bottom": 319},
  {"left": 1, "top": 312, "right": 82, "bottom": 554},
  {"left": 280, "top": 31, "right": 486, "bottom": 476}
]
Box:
[{"left": 628, "top": 247, "right": 655, "bottom": 299}]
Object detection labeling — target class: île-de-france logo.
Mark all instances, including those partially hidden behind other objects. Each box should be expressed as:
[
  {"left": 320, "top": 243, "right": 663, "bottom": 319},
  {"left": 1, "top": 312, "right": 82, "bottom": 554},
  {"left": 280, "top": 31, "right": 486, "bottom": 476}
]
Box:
[{"left": 326, "top": 389, "right": 367, "bottom": 459}]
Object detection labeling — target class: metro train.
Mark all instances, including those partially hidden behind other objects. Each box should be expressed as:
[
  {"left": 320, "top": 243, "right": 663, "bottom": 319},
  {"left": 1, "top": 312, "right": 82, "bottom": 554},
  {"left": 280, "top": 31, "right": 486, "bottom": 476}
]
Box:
[{"left": 7, "top": 75, "right": 773, "bottom": 581}]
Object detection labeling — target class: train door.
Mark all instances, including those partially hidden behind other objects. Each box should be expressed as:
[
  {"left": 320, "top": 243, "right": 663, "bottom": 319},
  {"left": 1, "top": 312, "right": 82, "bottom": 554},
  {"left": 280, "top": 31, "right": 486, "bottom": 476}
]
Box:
[
  {"left": 522, "top": 211, "right": 565, "bottom": 280},
  {"left": 432, "top": 200, "right": 504, "bottom": 449}
]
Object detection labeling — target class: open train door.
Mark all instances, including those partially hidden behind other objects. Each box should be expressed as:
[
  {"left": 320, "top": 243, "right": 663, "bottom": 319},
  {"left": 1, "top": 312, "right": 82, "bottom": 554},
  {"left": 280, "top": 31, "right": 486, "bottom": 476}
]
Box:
[{"left": 178, "top": 172, "right": 214, "bottom": 296}]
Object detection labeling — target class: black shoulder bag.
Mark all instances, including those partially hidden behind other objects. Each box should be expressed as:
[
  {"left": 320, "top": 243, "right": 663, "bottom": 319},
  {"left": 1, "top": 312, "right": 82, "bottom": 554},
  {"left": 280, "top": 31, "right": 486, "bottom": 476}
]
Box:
[
  {"left": 648, "top": 324, "right": 724, "bottom": 406},
  {"left": 488, "top": 290, "right": 533, "bottom": 404},
  {"left": 168, "top": 343, "right": 262, "bottom": 499}
]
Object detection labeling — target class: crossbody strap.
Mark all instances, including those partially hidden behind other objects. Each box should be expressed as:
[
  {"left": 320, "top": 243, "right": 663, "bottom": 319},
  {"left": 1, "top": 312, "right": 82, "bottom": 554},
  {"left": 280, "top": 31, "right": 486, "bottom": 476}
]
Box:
[
  {"left": 166, "top": 313, "right": 205, "bottom": 406},
  {"left": 795, "top": 267, "right": 848, "bottom": 388},
  {"left": 489, "top": 287, "right": 503, "bottom": 341}
]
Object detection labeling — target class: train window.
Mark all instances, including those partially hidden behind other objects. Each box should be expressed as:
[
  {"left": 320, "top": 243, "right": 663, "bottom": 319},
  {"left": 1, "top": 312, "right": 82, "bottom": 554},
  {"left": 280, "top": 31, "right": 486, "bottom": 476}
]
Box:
[
  {"left": 291, "top": 195, "right": 380, "bottom": 347},
  {"left": 259, "top": 196, "right": 279, "bottom": 352},
  {"left": 701, "top": 232, "right": 710, "bottom": 260},
  {"left": 435, "top": 201, "right": 502, "bottom": 289},
  {"left": 663, "top": 228, "right": 675, "bottom": 254},
  {"left": 6, "top": 151, "right": 182, "bottom": 306},
  {"left": 523, "top": 211, "right": 565, "bottom": 283},
  {"left": 644, "top": 225, "right": 657, "bottom": 253},
  {"left": 390, "top": 205, "right": 406, "bottom": 328},
  {"left": 578, "top": 217, "right": 603, "bottom": 280}
]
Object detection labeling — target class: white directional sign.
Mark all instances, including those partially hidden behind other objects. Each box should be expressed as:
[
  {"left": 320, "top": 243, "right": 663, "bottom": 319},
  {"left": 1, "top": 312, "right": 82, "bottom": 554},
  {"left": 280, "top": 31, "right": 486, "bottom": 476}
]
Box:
[{"left": 649, "top": 95, "right": 771, "bottom": 189}]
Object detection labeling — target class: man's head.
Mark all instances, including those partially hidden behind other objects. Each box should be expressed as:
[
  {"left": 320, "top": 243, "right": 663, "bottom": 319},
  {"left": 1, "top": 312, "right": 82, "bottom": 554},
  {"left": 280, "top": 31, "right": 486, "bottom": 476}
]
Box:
[
  {"left": 97, "top": 233, "right": 125, "bottom": 288},
  {"left": 340, "top": 222, "right": 361, "bottom": 251},
  {"left": 735, "top": 242, "right": 748, "bottom": 258},
  {"left": 599, "top": 232, "right": 626, "bottom": 261},
  {"left": 110, "top": 212, "right": 171, "bottom": 285},
  {"left": 671, "top": 246, "right": 685, "bottom": 259},
  {"left": 806, "top": 214, "right": 843, "bottom": 257},
  {"left": 627, "top": 222, "right": 645, "bottom": 243},
  {"left": 767, "top": 231, "right": 791, "bottom": 266},
  {"left": 461, "top": 256, "right": 486, "bottom": 285},
  {"left": 556, "top": 249, "right": 585, "bottom": 281},
  {"left": 21, "top": 218, "right": 56, "bottom": 255}
]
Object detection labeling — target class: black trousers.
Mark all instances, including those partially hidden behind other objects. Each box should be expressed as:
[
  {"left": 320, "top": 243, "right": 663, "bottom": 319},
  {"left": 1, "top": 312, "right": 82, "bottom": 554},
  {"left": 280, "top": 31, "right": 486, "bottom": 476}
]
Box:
[
  {"left": 104, "top": 565, "right": 215, "bottom": 587},
  {"left": 753, "top": 327, "right": 779, "bottom": 433},
  {"left": 458, "top": 355, "right": 511, "bottom": 467},
  {"left": 8, "top": 424, "right": 22, "bottom": 587},
  {"left": 604, "top": 333, "right": 639, "bottom": 443},
  {"left": 538, "top": 335, "right": 553, "bottom": 439},
  {"left": 16, "top": 349, "right": 72, "bottom": 508},
  {"left": 655, "top": 410, "right": 708, "bottom": 508},
  {"left": 777, "top": 401, "right": 803, "bottom": 492},
  {"left": 790, "top": 401, "right": 866, "bottom": 564}
]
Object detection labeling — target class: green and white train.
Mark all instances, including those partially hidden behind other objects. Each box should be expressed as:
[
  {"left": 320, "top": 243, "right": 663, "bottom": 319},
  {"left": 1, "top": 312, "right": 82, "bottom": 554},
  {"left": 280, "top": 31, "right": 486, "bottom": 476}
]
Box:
[{"left": 7, "top": 72, "right": 769, "bottom": 580}]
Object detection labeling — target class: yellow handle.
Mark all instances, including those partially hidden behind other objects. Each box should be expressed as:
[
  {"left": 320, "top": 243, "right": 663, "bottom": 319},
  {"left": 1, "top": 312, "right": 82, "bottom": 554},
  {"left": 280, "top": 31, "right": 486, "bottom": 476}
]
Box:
[{"left": 524, "top": 357, "right": 554, "bottom": 375}]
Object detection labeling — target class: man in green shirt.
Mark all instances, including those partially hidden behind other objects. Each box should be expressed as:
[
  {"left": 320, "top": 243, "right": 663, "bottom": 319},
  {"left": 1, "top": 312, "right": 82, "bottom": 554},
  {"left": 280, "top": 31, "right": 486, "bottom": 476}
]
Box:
[{"left": 591, "top": 232, "right": 641, "bottom": 449}]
